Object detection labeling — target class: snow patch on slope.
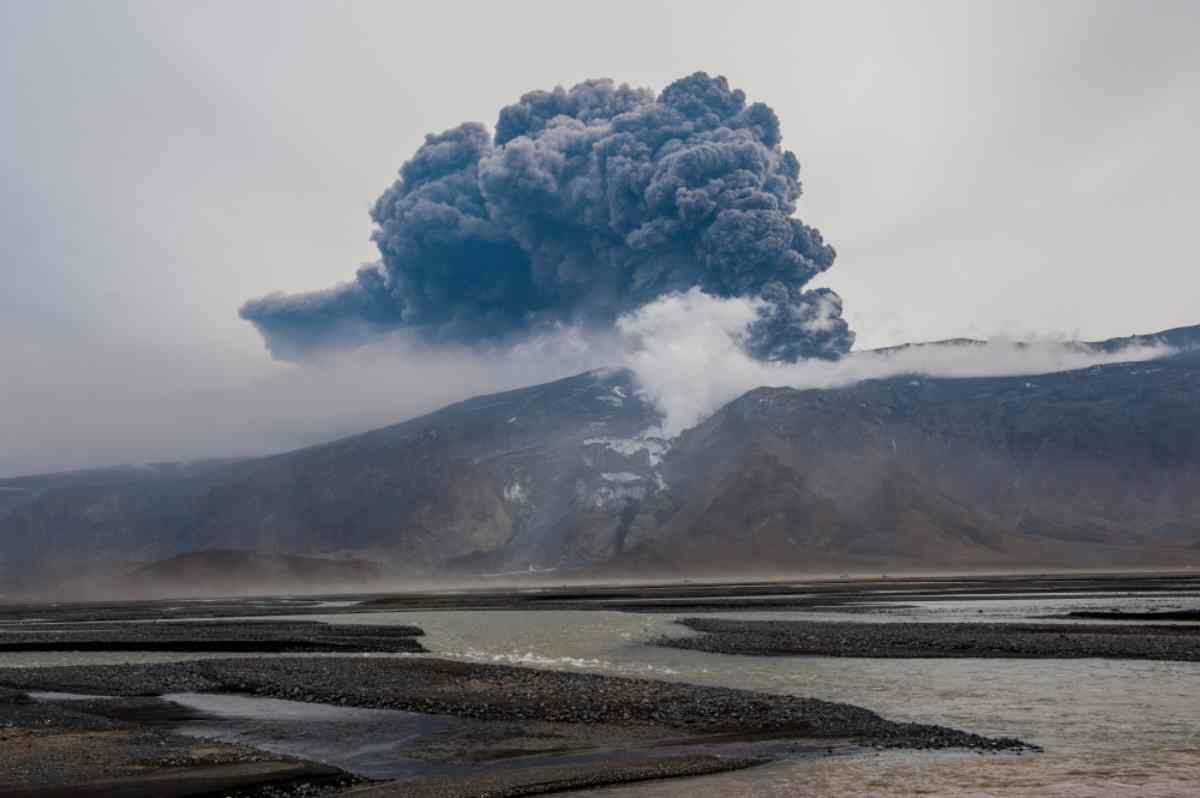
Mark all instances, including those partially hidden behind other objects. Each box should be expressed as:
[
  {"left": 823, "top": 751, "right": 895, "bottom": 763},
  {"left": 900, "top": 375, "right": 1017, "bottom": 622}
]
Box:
[
  {"left": 583, "top": 431, "right": 671, "bottom": 467},
  {"left": 503, "top": 480, "right": 529, "bottom": 505}
]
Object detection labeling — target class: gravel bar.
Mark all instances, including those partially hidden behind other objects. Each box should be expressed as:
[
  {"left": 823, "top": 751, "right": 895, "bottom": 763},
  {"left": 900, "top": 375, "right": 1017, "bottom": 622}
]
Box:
[
  {"left": 658, "top": 618, "right": 1200, "bottom": 660},
  {"left": 0, "top": 656, "right": 1028, "bottom": 751},
  {"left": 0, "top": 621, "right": 426, "bottom": 653},
  {"left": 1057, "top": 609, "right": 1200, "bottom": 621}
]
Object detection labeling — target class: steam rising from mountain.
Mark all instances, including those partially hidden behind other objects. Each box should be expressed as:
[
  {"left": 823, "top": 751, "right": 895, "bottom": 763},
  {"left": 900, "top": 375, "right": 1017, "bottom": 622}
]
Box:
[
  {"left": 237, "top": 69, "right": 1179, "bottom": 443},
  {"left": 240, "top": 72, "right": 852, "bottom": 362},
  {"left": 616, "top": 290, "right": 1176, "bottom": 436}
]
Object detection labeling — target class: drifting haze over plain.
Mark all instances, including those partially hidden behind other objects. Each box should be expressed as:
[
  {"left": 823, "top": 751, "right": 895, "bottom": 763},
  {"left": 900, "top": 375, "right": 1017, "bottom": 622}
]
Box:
[{"left": 2, "top": 0, "right": 1198, "bottom": 476}]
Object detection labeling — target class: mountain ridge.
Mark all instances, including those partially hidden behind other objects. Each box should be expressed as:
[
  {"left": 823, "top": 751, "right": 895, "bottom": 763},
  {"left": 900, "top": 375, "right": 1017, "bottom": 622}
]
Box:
[{"left": 3, "top": 325, "right": 1199, "bottom": 593}]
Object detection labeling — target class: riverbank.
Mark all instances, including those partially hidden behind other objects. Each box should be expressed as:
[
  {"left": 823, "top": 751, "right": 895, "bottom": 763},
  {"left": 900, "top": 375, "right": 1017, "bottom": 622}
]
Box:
[
  {"left": 0, "top": 657, "right": 1027, "bottom": 747},
  {"left": 0, "top": 687, "right": 354, "bottom": 797},
  {"left": 0, "top": 656, "right": 1028, "bottom": 796}
]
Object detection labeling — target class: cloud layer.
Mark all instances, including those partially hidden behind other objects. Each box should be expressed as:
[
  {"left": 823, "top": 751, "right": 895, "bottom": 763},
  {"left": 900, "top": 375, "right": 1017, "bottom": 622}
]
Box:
[{"left": 240, "top": 72, "right": 853, "bottom": 363}]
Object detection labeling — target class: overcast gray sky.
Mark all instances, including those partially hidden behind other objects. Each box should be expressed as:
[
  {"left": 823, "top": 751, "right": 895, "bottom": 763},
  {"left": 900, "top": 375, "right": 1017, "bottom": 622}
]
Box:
[{"left": 2, "top": 0, "right": 1198, "bottom": 476}]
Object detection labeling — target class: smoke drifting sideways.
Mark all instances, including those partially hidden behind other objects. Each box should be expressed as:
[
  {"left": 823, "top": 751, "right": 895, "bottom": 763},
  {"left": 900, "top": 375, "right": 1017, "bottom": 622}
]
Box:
[
  {"left": 240, "top": 72, "right": 853, "bottom": 364},
  {"left": 617, "top": 290, "right": 1177, "bottom": 436}
]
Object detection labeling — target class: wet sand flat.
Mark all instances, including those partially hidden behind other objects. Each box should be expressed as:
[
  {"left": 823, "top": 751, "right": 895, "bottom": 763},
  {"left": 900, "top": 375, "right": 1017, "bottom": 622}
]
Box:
[{"left": 345, "top": 755, "right": 767, "bottom": 798}]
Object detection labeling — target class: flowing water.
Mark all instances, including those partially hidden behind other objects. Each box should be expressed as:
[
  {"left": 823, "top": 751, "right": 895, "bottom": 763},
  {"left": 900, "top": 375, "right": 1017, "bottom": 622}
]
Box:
[
  {"left": 3, "top": 589, "right": 1199, "bottom": 795},
  {"left": 167, "top": 692, "right": 457, "bottom": 778},
  {"left": 273, "top": 607, "right": 1200, "bottom": 753},
  {"left": 282, "top": 598, "right": 1200, "bottom": 795}
]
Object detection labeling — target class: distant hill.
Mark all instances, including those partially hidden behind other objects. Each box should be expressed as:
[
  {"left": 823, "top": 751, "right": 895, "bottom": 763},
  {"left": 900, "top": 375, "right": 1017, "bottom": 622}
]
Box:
[
  {"left": 0, "top": 368, "right": 664, "bottom": 589},
  {"left": 2, "top": 325, "right": 1199, "bottom": 595}
]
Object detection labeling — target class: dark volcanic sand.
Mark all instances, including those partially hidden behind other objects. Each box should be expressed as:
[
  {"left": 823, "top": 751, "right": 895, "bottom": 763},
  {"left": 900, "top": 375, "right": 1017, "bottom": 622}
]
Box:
[
  {"left": 0, "top": 656, "right": 1030, "bottom": 797},
  {"left": 659, "top": 618, "right": 1200, "bottom": 660},
  {"left": 0, "top": 620, "right": 425, "bottom": 653},
  {"left": 0, "top": 689, "right": 353, "bottom": 797},
  {"left": 1056, "top": 609, "right": 1200, "bottom": 621},
  {"left": 0, "top": 657, "right": 1026, "bottom": 751}
]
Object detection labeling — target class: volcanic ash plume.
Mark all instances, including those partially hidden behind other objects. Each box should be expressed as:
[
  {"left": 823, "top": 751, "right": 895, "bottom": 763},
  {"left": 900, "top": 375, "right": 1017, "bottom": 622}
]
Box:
[{"left": 240, "top": 72, "right": 853, "bottom": 362}]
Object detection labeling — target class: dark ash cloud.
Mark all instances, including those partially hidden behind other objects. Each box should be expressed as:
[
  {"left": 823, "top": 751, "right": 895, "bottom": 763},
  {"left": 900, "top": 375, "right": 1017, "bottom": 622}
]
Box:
[{"left": 240, "top": 72, "right": 854, "bottom": 362}]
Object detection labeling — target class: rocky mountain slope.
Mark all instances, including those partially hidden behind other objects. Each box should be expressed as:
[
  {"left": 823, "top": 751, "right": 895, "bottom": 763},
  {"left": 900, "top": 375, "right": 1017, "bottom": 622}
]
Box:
[
  {"left": 0, "top": 369, "right": 668, "bottom": 587},
  {"left": 3, "top": 327, "right": 1199, "bottom": 591},
  {"left": 627, "top": 348, "right": 1200, "bottom": 572}
]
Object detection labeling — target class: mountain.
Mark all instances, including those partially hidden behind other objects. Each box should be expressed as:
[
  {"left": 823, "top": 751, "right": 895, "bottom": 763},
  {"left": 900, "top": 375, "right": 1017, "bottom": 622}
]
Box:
[
  {"left": 0, "top": 369, "right": 667, "bottom": 588},
  {"left": 623, "top": 347, "right": 1200, "bottom": 572},
  {"left": 3, "top": 326, "right": 1200, "bottom": 593}
]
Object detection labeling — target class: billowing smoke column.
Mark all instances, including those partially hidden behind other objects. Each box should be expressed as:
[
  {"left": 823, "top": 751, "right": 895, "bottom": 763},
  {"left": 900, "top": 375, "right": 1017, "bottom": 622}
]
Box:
[{"left": 240, "top": 72, "right": 854, "bottom": 362}]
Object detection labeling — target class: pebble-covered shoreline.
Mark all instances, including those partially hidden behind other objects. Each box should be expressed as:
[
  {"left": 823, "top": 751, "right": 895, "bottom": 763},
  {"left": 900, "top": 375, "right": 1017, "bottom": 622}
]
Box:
[{"left": 0, "top": 656, "right": 1029, "bottom": 751}]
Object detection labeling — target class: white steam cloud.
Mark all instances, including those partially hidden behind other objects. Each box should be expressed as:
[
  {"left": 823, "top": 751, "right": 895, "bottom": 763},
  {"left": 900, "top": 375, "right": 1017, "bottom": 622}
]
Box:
[
  {"left": 615, "top": 289, "right": 1174, "bottom": 436},
  {"left": 3, "top": 287, "right": 1173, "bottom": 479}
]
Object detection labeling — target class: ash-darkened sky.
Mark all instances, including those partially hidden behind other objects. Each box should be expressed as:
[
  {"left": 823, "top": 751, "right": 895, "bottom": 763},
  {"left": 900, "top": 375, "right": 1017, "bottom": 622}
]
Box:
[{"left": 2, "top": 0, "right": 1198, "bottom": 477}]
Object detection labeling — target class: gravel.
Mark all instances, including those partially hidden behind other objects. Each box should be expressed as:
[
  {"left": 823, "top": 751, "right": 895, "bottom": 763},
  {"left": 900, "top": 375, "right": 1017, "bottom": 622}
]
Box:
[
  {"left": 657, "top": 618, "right": 1200, "bottom": 660},
  {"left": 0, "top": 656, "right": 1029, "bottom": 751},
  {"left": 0, "top": 621, "right": 426, "bottom": 654},
  {"left": 1057, "top": 609, "right": 1200, "bottom": 621}
]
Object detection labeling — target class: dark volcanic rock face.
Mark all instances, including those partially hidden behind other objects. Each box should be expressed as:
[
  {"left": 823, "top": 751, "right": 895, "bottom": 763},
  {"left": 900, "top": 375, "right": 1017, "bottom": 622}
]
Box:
[{"left": 177, "top": 368, "right": 667, "bottom": 573}]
